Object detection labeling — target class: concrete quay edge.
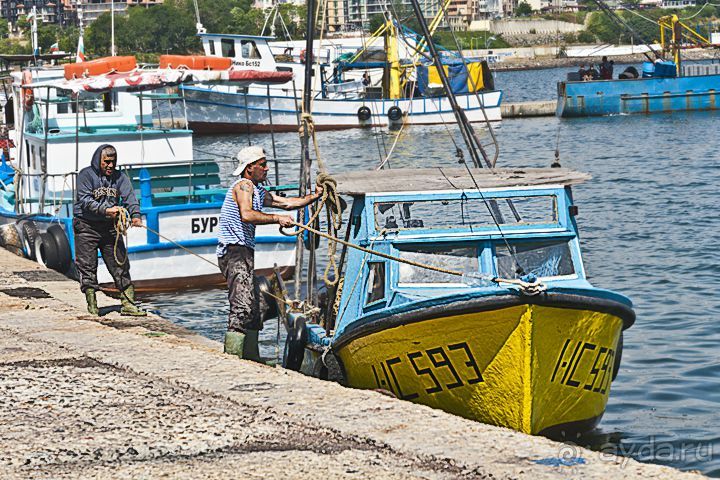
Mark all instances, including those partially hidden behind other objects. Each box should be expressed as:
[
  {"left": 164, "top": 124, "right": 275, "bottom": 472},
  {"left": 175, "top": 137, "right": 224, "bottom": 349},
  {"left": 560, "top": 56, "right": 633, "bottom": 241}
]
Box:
[
  {"left": 502, "top": 101, "right": 557, "bottom": 118},
  {"left": 0, "top": 248, "right": 704, "bottom": 479}
]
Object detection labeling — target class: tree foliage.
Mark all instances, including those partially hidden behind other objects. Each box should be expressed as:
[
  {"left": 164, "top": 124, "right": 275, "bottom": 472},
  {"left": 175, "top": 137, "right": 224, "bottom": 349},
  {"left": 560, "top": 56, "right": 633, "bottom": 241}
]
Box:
[{"left": 515, "top": 1, "right": 533, "bottom": 16}]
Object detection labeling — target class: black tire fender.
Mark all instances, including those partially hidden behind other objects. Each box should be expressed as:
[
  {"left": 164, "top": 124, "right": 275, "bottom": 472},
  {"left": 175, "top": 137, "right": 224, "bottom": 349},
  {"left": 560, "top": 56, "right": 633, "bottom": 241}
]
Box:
[
  {"left": 48, "top": 224, "right": 72, "bottom": 273},
  {"left": 36, "top": 225, "right": 72, "bottom": 273},
  {"left": 282, "top": 315, "right": 307, "bottom": 371},
  {"left": 20, "top": 220, "right": 39, "bottom": 260},
  {"left": 357, "top": 106, "right": 371, "bottom": 121},
  {"left": 387, "top": 105, "right": 403, "bottom": 122},
  {"left": 34, "top": 232, "right": 57, "bottom": 270}
]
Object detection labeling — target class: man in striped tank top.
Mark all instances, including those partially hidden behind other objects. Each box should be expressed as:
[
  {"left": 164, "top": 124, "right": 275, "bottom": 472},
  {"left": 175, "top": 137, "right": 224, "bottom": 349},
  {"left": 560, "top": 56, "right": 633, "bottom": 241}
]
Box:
[{"left": 218, "top": 145, "right": 322, "bottom": 362}]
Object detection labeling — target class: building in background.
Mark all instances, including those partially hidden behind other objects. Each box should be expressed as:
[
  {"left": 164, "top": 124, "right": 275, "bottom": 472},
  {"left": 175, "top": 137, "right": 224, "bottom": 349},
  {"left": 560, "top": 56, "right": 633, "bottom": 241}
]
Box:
[
  {"left": 1, "top": 0, "right": 66, "bottom": 26},
  {"left": 344, "top": 0, "right": 440, "bottom": 30}
]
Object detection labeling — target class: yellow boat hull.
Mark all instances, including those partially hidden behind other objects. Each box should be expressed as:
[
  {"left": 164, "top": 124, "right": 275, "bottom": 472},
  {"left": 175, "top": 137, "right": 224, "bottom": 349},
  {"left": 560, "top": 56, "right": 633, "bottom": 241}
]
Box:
[{"left": 334, "top": 303, "right": 624, "bottom": 436}]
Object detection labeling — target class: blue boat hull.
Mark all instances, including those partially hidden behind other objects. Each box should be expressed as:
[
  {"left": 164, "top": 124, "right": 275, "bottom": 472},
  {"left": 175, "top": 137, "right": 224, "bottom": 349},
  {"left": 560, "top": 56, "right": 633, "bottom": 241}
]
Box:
[{"left": 557, "top": 74, "right": 720, "bottom": 117}]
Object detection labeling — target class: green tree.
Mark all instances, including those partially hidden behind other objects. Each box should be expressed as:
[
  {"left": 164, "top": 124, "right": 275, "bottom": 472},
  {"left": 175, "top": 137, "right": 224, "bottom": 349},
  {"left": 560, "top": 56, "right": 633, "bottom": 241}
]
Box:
[
  {"left": 515, "top": 1, "right": 533, "bottom": 16},
  {"left": 368, "top": 13, "right": 386, "bottom": 33}
]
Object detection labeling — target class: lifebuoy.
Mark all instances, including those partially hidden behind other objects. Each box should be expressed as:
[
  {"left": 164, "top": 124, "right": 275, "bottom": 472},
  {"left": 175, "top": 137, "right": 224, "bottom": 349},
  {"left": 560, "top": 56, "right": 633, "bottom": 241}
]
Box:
[
  {"left": 35, "top": 224, "right": 71, "bottom": 273},
  {"left": 20, "top": 220, "right": 39, "bottom": 260},
  {"left": 357, "top": 106, "right": 371, "bottom": 122},
  {"left": 387, "top": 105, "right": 403, "bottom": 122},
  {"left": 282, "top": 314, "right": 307, "bottom": 371},
  {"left": 21, "top": 70, "right": 34, "bottom": 111}
]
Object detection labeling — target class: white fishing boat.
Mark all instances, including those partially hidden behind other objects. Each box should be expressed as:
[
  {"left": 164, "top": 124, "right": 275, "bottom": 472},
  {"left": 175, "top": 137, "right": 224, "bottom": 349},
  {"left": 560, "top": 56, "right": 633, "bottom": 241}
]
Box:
[
  {"left": 181, "top": 22, "right": 502, "bottom": 133},
  {"left": 0, "top": 58, "right": 296, "bottom": 291}
]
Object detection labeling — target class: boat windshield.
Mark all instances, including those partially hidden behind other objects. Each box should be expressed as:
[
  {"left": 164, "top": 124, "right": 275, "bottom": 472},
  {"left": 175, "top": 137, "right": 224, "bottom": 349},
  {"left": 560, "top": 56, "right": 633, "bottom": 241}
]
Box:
[
  {"left": 397, "top": 245, "right": 479, "bottom": 285},
  {"left": 496, "top": 239, "right": 575, "bottom": 279},
  {"left": 374, "top": 195, "right": 557, "bottom": 231}
]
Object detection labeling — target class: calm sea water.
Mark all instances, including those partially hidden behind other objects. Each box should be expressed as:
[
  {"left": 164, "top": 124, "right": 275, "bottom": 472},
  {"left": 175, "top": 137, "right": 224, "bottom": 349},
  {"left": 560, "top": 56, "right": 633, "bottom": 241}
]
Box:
[{"left": 142, "top": 66, "right": 720, "bottom": 476}]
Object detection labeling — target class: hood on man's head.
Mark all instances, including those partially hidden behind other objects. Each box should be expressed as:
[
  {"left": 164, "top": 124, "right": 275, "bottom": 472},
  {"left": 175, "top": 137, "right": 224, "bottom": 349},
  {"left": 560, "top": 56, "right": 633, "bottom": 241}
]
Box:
[{"left": 91, "top": 144, "right": 117, "bottom": 174}]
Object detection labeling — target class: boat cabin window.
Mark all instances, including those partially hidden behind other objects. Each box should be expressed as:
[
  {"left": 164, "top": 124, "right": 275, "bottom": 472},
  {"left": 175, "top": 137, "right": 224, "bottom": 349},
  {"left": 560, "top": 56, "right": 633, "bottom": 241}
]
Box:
[
  {"left": 241, "top": 40, "right": 261, "bottom": 59},
  {"left": 221, "top": 38, "right": 236, "bottom": 58},
  {"left": 495, "top": 240, "right": 574, "bottom": 279},
  {"left": 397, "top": 245, "right": 478, "bottom": 285},
  {"left": 208, "top": 40, "right": 216, "bottom": 56},
  {"left": 365, "top": 262, "right": 385, "bottom": 305},
  {"left": 374, "top": 195, "right": 557, "bottom": 231}
]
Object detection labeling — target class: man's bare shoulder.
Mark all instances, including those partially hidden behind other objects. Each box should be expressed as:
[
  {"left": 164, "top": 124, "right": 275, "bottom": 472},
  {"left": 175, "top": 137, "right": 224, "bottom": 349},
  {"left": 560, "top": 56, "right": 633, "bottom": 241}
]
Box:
[{"left": 234, "top": 179, "right": 254, "bottom": 193}]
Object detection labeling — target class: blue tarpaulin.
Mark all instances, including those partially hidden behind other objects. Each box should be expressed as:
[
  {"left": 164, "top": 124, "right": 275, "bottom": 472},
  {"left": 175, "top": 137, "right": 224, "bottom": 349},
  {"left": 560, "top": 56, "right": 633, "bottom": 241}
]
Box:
[{"left": 416, "top": 60, "right": 485, "bottom": 96}]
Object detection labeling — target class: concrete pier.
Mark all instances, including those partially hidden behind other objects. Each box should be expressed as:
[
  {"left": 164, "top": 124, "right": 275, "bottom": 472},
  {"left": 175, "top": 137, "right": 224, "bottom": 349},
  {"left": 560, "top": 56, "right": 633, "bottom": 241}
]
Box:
[
  {"left": 502, "top": 101, "right": 557, "bottom": 118},
  {"left": 0, "top": 248, "right": 704, "bottom": 479}
]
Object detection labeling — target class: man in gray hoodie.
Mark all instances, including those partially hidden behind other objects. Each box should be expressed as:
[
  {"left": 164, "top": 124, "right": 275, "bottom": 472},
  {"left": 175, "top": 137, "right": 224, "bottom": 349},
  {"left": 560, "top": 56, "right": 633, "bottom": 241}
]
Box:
[{"left": 73, "top": 144, "right": 146, "bottom": 316}]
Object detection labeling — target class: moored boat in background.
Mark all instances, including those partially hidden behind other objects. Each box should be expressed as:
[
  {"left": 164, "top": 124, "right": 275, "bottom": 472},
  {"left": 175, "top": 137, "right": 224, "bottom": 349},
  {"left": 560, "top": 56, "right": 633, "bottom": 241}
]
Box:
[{"left": 0, "top": 60, "right": 297, "bottom": 291}]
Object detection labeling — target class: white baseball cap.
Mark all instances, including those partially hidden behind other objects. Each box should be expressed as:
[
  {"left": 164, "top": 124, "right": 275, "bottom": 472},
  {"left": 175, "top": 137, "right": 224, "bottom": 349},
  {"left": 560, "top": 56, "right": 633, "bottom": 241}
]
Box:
[{"left": 232, "top": 145, "right": 267, "bottom": 176}]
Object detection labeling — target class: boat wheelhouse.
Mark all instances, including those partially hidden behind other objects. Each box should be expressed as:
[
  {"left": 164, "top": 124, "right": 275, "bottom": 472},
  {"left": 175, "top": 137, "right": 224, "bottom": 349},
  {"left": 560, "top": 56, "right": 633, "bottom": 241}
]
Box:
[{"left": 282, "top": 167, "right": 635, "bottom": 437}]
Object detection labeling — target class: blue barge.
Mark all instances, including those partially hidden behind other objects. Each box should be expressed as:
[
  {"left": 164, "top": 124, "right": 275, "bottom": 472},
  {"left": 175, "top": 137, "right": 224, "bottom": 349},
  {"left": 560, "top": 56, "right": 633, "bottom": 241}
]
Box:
[{"left": 557, "top": 71, "right": 720, "bottom": 117}]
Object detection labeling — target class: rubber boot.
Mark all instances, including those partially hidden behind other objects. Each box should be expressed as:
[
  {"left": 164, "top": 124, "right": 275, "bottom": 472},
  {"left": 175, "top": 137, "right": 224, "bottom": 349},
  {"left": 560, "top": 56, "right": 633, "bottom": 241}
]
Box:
[
  {"left": 85, "top": 288, "right": 99, "bottom": 316},
  {"left": 120, "top": 285, "right": 147, "bottom": 316},
  {"left": 224, "top": 331, "right": 245, "bottom": 358},
  {"left": 242, "top": 329, "right": 265, "bottom": 364}
]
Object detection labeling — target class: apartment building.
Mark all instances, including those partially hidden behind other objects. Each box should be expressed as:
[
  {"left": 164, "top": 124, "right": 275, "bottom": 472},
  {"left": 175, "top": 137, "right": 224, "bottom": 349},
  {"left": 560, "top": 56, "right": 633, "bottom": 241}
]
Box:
[
  {"left": 61, "top": 0, "right": 163, "bottom": 26},
  {"left": 0, "top": 0, "right": 65, "bottom": 25},
  {"left": 344, "top": 0, "right": 440, "bottom": 30}
]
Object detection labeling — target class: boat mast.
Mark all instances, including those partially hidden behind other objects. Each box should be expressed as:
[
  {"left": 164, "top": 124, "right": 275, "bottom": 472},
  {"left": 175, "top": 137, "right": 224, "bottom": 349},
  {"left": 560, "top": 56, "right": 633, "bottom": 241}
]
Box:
[
  {"left": 293, "top": 0, "right": 317, "bottom": 301},
  {"left": 406, "top": 0, "right": 490, "bottom": 169},
  {"left": 385, "top": 14, "right": 401, "bottom": 100}
]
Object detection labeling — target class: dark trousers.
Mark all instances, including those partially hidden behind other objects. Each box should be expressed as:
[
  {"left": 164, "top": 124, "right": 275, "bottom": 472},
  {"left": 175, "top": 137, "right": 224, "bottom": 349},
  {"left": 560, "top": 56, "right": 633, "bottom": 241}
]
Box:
[
  {"left": 73, "top": 216, "right": 132, "bottom": 293},
  {"left": 218, "top": 244, "right": 260, "bottom": 333}
]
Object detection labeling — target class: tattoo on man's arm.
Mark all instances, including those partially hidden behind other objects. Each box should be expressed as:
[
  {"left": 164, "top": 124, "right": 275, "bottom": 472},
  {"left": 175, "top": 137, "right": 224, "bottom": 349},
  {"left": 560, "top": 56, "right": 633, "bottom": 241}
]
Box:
[{"left": 239, "top": 183, "right": 253, "bottom": 193}]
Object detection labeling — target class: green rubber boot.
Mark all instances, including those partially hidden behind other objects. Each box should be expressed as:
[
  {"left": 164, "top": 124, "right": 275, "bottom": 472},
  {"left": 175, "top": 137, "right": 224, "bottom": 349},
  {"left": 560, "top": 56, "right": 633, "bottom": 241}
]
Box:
[
  {"left": 224, "top": 331, "right": 246, "bottom": 358},
  {"left": 120, "top": 285, "right": 147, "bottom": 317},
  {"left": 242, "top": 329, "right": 264, "bottom": 363},
  {"left": 85, "top": 288, "right": 99, "bottom": 316},
  {"left": 224, "top": 330, "right": 264, "bottom": 363}
]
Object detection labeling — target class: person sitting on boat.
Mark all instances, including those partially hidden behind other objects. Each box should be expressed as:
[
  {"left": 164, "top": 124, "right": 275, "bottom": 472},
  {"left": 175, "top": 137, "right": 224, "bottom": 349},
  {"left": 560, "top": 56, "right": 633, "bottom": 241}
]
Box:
[
  {"left": 578, "top": 64, "right": 587, "bottom": 79},
  {"left": 599, "top": 56, "right": 614, "bottom": 80},
  {"left": 73, "top": 144, "right": 146, "bottom": 317},
  {"left": 584, "top": 64, "right": 599, "bottom": 81},
  {"left": 362, "top": 72, "right": 371, "bottom": 86},
  {"left": 218, "top": 145, "right": 323, "bottom": 363}
]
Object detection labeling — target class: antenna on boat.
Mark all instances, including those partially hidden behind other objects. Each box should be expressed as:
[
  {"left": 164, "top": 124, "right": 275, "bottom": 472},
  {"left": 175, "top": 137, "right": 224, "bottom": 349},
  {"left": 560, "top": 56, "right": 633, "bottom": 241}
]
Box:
[
  {"left": 294, "top": 0, "right": 317, "bottom": 302},
  {"left": 406, "top": 0, "right": 494, "bottom": 169},
  {"left": 193, "top": 0, "right": 206, "bottom": 34}
]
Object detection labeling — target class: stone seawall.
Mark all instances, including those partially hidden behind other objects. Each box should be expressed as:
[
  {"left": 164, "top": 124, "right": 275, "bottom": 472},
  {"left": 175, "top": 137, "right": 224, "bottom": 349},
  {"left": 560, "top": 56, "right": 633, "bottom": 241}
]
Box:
[{"left": 0, "top": 248, "right": 705, "bottom": 479}]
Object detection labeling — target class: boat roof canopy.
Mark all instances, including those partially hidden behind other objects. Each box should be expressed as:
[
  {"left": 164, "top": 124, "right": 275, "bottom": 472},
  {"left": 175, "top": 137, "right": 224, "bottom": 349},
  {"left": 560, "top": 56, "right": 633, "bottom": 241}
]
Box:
[
  {"left": 334, "top": 168, "right": 591, "bottom": 195},
  {"left": 198, "top": 33, "right": 274, "bottom": 41}
]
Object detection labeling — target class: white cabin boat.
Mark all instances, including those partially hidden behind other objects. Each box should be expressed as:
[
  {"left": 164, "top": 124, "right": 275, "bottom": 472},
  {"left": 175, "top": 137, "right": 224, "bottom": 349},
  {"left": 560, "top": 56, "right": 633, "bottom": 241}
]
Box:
[
  {"left": 0, "top": 63, "right": 296, "bottom": 291},
  {"left": 181, "top": 32, "right": 502, "bottom": 133}
]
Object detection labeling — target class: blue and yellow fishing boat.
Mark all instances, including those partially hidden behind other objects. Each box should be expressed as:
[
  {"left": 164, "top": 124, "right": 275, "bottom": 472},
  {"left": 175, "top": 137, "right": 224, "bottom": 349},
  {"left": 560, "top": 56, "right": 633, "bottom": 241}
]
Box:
[{"left": 281, "top": 167, "right": 634, "bottom": 437}]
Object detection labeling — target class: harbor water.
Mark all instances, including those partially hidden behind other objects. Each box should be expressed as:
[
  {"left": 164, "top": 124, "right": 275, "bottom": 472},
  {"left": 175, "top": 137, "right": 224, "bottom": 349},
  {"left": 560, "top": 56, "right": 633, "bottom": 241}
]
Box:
[{"left": 142, "top": 66, "right": 720, "bottom": 476}]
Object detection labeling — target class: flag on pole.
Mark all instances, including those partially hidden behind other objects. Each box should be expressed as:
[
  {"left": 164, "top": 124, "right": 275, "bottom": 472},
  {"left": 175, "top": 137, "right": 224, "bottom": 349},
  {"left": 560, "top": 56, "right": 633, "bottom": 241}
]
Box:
[
  {"left": 76, "top": 35, "right": 85, "bottom": 63},
  {"left": 49, "top": 42, "right": 59, "bottom": 53}
]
